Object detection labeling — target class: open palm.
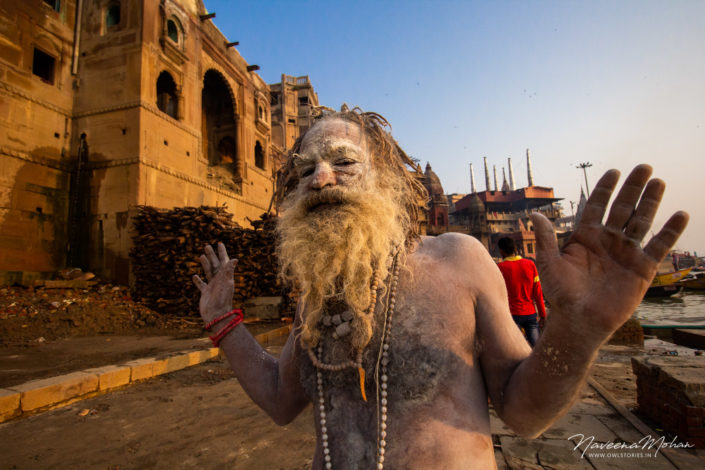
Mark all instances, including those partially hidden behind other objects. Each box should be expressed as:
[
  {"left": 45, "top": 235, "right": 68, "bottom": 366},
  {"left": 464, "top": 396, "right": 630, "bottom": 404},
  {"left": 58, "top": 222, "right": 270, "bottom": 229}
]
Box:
[{"left": 531, "top": 165, "right": 689, "bottom": 337}]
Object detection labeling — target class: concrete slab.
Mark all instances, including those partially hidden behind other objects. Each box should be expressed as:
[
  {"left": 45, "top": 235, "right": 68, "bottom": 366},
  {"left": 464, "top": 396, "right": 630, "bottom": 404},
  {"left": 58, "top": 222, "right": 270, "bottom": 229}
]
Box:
[
  {"left": 587, "top": 451, "right": 675, "bottom": 470},
  {"left": 499, "top": 436, "right": 593, "bottom": 469},
  {"left": 0, "top": 389, "right": 20, "bottom": 421},
  {"left": 594, "top": 415, "right": 647, "bottom": 444},
  {"left": 505, "top": 455, "right": 545, "bottom": 470},
  {"left": 125, "top": 358, "right": 159, "bottom": 382},
  {"left": 186, "top": 349, "right": 216, "bottom": 365},
  {"left": 543, "top": 413, "right": 619, "bottom": 443},
  {"left": 11, "top": 372, "right": 98, "bottom": 412},
  {"left": 672, "top": 329, "right": 705, "bottom": 350},
  {"left": 150, "top": 358, "right": 168, "bottom": 377},
  {"left": 84, "top": 365, "right": 131, "bottom": 391},
  {"left": 164, "top": 353, "right": 191, "bottom": 373},
  {"left": 570, "top": 400, "right": 618, "bottom": 417}
]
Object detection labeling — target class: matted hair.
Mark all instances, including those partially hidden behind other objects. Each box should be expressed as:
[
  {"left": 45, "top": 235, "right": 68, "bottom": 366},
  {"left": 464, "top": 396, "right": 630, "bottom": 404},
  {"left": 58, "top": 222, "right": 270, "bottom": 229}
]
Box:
[{"left": 274, "top": 106, "right": 428, "bottom": 247}]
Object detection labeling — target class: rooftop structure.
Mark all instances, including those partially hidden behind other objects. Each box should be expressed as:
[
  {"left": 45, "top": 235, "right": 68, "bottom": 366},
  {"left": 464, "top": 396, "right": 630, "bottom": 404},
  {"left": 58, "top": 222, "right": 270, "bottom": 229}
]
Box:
[{"left": 451, "top": 152, "right": 564, "bottom": 257}]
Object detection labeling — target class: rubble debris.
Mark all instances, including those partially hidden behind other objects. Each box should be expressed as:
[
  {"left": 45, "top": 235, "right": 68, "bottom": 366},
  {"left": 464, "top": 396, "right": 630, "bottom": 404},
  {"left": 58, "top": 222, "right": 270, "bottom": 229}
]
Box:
[{"left": 0, "top": 282, "right": 198, "bottom": 346}]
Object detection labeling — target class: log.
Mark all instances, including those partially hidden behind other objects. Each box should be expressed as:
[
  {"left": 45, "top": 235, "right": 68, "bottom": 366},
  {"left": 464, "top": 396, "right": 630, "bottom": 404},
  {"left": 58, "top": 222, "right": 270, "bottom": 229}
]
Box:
[{"left": 129, "top": 206, "right": 297, "bottom": 318}]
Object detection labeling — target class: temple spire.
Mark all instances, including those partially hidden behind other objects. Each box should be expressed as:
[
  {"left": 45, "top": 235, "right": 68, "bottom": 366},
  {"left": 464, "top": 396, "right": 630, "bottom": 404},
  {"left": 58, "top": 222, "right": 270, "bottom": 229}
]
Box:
[
  {"left": 469, "top": 163, "right": 476, "bottom": 193},
  {"left": 526, "top": 148, "right": 534, "bottom": 186},
  {"left": 508, "top": 157, "right": 516, "bottom": 190},
  {"left": 483, "top": 157, "right": 491, "bottom": 191},
  {"left": 493, "top": 165, "right": 498, "bottom": 191}
]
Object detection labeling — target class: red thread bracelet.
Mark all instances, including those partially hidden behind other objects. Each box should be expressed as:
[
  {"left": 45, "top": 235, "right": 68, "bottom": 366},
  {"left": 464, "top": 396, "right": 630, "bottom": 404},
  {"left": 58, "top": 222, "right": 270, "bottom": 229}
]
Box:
[
  {"left": 209, "top": 314, "right": 243, "bottom": 347},
  {"left": 204, "top": 308, "right": 242, "bottom": 330}
]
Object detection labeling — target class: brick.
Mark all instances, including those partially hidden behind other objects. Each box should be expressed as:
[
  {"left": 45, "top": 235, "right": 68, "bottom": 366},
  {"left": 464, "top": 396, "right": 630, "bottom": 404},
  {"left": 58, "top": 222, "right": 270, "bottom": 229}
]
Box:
[
  {"left": 84, "top": 365, "right": 131, "bottom": 391},
  {"left": 686, "top": 415, "right": 703, "bottom": 426},
  {"left": 687, "top": 427, "right": 705, "bottom": 437},
  {"left": 685, "top": 437, "right": 705, "bottom": 449},
  {"left": 12, "top": 372, "right": 98, "bottom": 411},
  {"left": 0, "top": 389, "right": 21, "bottom": 422}
]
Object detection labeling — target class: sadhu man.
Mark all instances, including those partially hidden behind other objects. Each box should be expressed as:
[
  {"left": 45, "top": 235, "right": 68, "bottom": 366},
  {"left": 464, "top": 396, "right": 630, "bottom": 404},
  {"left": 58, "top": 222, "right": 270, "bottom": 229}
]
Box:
[{"left": 192, "top": 106, "right": 688, "bottom": 469}]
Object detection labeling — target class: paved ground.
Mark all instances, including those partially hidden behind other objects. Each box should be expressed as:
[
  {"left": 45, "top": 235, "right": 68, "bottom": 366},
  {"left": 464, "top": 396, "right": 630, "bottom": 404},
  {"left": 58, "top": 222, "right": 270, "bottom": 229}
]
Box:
[
  {"left": 1, "top": 336, "right": 704, "bottom": 469},
  {"left": 0, "top": 343, "right": 316, "bottom": 470}
]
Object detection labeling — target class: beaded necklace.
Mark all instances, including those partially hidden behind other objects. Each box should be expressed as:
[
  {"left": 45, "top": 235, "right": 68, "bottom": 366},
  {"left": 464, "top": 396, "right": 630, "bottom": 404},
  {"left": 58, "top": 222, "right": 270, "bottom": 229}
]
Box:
[{"left": 313, "top": 251, "right": 401, "bottom": 470}]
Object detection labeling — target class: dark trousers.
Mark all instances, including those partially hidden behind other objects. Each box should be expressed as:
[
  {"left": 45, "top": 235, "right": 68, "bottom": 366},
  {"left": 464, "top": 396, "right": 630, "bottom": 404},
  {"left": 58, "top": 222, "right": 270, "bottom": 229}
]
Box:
[{"left": 512, "top": 313, "right": 540, "bottom": 347}]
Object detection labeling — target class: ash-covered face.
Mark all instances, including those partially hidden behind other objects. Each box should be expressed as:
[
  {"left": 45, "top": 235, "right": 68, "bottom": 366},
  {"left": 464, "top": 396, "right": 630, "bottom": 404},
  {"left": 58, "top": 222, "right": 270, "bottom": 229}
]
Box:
[{"left": 291, "top": 118, "right": 375, "bottom": 211}]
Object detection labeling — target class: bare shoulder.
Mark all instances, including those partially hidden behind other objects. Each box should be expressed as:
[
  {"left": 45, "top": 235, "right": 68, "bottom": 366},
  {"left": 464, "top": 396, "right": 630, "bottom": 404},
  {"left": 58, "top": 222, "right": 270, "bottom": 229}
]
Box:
[
  {"left": 412, "top": 233, "right": 499, "bottom": 288},
  {"left": 415, "top": 233, "right": 493, "bottom": 266}
]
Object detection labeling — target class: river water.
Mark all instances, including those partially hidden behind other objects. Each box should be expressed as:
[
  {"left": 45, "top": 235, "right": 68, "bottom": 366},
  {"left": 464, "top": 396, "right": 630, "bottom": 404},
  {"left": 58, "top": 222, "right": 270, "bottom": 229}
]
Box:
[{"left": 634, "top": 291, "right": 705, "bottom": 326}]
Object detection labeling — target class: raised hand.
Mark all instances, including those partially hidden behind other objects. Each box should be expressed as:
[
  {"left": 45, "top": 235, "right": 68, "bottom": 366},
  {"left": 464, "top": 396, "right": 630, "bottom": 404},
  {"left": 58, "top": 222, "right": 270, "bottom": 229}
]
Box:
[
  {"left": 530, "top": 164, "right": 689, "bottom": 338},
  {"left": 192, "top": 242, "right": 238, "bottom": 325}
]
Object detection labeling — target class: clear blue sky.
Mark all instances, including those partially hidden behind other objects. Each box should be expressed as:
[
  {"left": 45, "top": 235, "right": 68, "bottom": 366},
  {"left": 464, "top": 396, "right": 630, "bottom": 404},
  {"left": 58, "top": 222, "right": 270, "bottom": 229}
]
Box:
[{"left": 204, "top": 0, "right": 705, "bottom": 254}]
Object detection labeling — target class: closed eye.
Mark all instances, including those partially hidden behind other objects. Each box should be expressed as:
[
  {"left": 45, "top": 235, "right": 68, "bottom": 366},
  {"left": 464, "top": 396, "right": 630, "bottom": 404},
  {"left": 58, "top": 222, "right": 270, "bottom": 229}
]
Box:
[
  {"left": 301, "top": 167, "right": 314, "bottom": 177},
  {"left": 335, "top": 159, "right": 356, "bottom": 166}
]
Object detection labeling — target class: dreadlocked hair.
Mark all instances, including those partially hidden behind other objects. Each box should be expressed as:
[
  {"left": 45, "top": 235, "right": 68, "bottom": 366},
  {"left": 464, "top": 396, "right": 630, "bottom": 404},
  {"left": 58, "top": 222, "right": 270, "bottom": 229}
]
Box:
[{"left": 274, "top": 105, "right": 429, "bottom": 248}]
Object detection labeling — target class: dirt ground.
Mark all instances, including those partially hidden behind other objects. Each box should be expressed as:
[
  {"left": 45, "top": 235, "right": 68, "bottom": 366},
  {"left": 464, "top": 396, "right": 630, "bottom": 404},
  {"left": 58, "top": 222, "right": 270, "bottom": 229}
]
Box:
[
  {"left": 0, "top": 343, "right": 317, "bottom": 470},
  {"left": 0, "top": 284, "right": 286, "bottom": 387}
]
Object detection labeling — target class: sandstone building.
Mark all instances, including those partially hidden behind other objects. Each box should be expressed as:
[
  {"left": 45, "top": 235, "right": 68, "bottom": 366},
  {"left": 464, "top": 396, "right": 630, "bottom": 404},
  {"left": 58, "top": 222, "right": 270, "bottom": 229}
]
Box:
[
  {"left": 0, "top": 0, "right": 277, "bottom": 285},
  {"left": 269, "top": 74, "right": 319, "bottom": 167}
]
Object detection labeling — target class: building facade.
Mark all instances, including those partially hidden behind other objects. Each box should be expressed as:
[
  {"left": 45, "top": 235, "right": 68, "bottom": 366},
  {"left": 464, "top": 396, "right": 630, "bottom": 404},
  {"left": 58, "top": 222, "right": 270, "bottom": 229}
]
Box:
[
  {"left": 452, "top": 153, "right": 564, "bottom": 257},
  {"left": 269, "top": 74, "right": 319, "bottom": 166},
  {"left": 0, "top": 0, "right": 276, "bottom": 284}
]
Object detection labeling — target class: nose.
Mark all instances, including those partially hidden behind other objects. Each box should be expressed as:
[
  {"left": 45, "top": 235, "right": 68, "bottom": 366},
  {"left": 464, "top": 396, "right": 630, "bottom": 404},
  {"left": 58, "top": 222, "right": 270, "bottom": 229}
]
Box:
[{"left": 310, "top": 161, "right": 336, "bottom": 189}]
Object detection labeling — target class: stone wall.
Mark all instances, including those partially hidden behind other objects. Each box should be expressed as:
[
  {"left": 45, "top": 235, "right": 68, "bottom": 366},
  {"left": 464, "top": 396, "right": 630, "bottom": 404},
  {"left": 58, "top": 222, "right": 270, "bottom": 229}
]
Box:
[
  {"left": 0, "top": 1, "right": 77, "bottom": 284},
  {"left": 0, "top": 1, "right": 278, "bottom": 285}
]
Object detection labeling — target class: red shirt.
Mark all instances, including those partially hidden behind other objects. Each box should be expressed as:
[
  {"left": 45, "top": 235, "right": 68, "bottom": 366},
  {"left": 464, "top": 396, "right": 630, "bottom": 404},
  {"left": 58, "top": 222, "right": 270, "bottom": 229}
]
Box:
[{"left": 497, "top": 256, "right": 547, "bottom": 318}]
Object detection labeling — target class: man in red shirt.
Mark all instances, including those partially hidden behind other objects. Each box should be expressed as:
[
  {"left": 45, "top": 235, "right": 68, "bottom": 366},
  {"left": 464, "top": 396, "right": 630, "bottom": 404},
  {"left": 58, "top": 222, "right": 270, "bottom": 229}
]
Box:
[{"left": 497, "top": 237, "right": 547, "bottom": 347}]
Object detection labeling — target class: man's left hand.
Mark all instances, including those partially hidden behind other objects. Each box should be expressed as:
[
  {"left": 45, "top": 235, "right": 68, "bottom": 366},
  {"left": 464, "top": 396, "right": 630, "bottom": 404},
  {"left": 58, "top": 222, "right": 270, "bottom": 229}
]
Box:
[{"left": 530, "top": 164, "right": 688, "bottom": 340}]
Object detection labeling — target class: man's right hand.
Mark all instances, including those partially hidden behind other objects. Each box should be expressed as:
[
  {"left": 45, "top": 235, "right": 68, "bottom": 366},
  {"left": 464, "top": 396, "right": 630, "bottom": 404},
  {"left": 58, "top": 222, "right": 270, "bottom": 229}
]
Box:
[{"left": 192, "top": 242, "right": 238, "bottom": 326}]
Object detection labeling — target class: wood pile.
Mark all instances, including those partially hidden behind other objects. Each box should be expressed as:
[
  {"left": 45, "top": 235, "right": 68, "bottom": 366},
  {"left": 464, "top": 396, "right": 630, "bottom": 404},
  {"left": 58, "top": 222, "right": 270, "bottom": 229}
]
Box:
[{"left": 130, "top": 206, "right": 296, "bottom": 318}]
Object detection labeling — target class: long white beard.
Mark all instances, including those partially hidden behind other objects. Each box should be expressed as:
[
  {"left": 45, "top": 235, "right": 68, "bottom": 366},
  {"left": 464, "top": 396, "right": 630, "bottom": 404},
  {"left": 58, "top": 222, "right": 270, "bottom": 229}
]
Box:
[{"left": 277, "top": 184, "right": 407, "bottom": 351}]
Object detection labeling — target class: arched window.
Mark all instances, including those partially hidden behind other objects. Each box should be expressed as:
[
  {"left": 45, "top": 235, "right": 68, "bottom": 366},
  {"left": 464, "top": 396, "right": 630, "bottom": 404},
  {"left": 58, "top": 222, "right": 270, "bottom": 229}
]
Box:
[
  {"left": 106, "top": 3, "right": 120, "bottom": 27},
  {"left": 43, "top": 0, "right": 60, "bottom": 12},
  {"left": 254, "top": 141, "right": 265, "bottom": 169},
  {"left": 167, "top": 19, "right": 180, "bottom": 44},
  {"left": 258, "top": 105, "right": 264, "bottom": 120},
  {"left": 202, "top": 70, "right": 238, "bottom": 173},
  {"left": 156, "top": 71, "right": 178, "bottom": 119}
]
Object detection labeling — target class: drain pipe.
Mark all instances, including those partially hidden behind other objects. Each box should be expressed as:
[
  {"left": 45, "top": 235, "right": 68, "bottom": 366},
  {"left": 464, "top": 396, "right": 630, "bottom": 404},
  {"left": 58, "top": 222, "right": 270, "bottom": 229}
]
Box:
[{"left": 71, "top": 0, "right": 83, "bottom": 75}]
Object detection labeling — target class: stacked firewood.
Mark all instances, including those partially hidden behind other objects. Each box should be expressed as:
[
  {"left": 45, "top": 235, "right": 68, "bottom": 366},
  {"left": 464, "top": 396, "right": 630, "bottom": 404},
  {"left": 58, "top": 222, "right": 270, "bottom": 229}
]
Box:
[{"left": 130, "top": 206, "right": 296, "bottom": 318}]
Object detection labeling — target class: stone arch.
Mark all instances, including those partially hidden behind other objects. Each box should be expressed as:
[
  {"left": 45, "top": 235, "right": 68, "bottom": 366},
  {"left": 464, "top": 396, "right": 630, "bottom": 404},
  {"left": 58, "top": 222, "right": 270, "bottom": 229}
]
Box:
[
  {"left": 202, "top": 69, "right": 240, "bottom": 177},
  {"left": 156, "top": 70, "right": 178, "bottom": 119},
  {"left": 254, "top": 140, "right": 264, "bottom": 169}
]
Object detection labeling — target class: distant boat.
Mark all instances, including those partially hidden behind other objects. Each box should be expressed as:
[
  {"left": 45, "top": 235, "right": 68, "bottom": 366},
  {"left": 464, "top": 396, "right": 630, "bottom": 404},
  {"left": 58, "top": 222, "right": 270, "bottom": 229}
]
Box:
[
  {"left": 645, "top": 268, "right": 692, "bottom": 297},
  {"left": 682, "top": 270, "right": 705, "bottom": 290}
]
